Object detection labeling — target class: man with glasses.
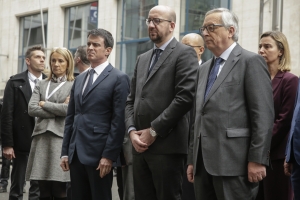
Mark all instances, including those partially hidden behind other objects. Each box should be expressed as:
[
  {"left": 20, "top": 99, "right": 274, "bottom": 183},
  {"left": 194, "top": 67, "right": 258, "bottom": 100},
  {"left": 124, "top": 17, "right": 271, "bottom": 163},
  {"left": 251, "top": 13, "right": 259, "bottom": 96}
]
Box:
[
  {"left": 187, "top": 8, "right": 274, "bottom": 200},
  {"left": 125, "top": 5, "right": 198, "bottom": 200},
  {"left": 182, "top": 33, "right": 205, "bottom": 65}
]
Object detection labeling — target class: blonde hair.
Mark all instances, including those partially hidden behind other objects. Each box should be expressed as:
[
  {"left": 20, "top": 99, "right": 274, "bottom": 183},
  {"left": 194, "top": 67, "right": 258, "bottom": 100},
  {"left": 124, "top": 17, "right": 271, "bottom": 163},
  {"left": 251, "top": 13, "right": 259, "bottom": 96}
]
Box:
[
  {"left": 47, "top": 47, "right": 75, "bottom": 81},
  {"left": 260, "top": 31, "right": 291, "bottom": 71}
]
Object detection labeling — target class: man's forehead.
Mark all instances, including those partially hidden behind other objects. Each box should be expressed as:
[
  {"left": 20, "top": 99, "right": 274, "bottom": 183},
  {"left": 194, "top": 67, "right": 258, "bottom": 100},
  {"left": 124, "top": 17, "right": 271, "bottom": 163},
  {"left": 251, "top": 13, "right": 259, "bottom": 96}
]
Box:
[
  {"left": 203, "top": 13, "right": 222, "bottom": 25},
  {"left": 31, "top": 50, "right": 45, "bottom": 56}
]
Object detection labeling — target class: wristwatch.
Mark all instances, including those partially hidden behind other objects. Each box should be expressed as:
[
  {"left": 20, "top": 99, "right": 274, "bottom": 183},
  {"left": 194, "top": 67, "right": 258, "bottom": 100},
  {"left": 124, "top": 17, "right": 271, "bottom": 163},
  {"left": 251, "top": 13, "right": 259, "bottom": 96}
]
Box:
[{"left": 149, "top": 127, "right": 157, "bottom": 137}]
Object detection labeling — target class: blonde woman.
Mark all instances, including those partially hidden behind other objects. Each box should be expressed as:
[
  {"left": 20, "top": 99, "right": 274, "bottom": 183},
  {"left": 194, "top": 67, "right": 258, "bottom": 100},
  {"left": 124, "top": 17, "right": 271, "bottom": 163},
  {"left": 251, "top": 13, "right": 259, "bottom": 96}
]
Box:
[
  {"left": 257, "top": 31, "right": 298, "bottom": 200},
  {"left": 26, "top": 47, "right": 75, "bottom": 200}
]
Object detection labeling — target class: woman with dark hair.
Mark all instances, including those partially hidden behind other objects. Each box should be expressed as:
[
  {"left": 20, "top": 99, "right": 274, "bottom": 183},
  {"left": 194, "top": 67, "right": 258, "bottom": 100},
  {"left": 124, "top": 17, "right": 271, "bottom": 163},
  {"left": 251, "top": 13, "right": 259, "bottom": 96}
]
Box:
[
  {"left": 26, "top": 47, "right": 75, "bottom": 200},
  {"left": 256, "top": 31, "right": 298, "bottom": 200}
]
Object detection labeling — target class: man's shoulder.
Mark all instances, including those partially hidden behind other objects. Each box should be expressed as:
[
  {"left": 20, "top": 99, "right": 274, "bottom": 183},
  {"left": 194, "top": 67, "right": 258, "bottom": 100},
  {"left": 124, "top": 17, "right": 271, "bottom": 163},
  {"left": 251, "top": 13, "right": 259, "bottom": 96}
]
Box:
[{"left": 9, "top": 70, "right": 28, "bottom": 82}]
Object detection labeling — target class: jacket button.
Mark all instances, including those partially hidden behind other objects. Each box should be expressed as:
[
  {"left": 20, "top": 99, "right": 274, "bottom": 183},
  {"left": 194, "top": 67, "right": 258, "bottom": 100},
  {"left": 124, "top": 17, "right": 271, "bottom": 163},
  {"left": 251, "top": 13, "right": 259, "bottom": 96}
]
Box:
[
  {"left": 197, "top": 136, "right": 200, "bottom": 139},
  {"left": 201, "top": 112, "right": 206, "bottom": 116},
  {"left": 24, "top": 110, "right": 27, "bottom": 113},
  {"left": 141, "top": 97, "right": 145, "bottom": 100}
]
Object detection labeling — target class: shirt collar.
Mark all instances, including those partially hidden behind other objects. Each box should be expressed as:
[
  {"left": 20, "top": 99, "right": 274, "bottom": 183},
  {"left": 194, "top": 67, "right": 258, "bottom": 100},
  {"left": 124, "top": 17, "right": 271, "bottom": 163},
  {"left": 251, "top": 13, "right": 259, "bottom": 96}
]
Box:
[
  {"left": 153, "top": 37, "right": 174, "bottom": 51},
  {"left": 91, "top": 60, "right": 109, "bottom": 75},
  {"left": 28, "top": 71, "right": 42, "bottom": 82},
  {"left": 215, "top": 42, "right": 237, "bottom": 61}
]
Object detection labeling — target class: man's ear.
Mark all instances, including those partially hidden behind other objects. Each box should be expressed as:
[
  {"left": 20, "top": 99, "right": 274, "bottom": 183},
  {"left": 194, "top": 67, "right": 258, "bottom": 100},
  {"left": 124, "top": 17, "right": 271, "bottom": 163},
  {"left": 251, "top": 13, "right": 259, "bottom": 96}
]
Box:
[
  {"left": 228, "top": 26, "right": 235, "bottom": 39},
  {"left": 105, "top": 47, "right": 112, "bottom": 57},
  {"left": 25, "top": 57, "right": 30, "bottom": 66}
]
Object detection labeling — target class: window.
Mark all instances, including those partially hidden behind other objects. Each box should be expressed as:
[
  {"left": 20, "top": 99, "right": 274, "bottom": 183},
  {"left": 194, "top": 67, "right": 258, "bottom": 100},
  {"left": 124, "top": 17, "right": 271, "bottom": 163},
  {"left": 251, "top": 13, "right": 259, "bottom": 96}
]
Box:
[
  {"left": 116, "top": 0, "right": 158, "bottom": 77},
  {"left": 180, "top": 0, "right": 230, "bottom": 61},
  {"left": 18, "top": 12, "right": 48, "bottom": 72},
  {"left": 64, "top": 2, "right": 98, "bottom": 54}
]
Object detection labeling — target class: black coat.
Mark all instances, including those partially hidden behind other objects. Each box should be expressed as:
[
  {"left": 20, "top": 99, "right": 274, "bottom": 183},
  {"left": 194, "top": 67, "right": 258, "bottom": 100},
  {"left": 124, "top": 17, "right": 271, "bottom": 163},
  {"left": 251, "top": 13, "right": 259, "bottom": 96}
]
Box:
[{"left": 1, "top": 70, "right": 46, "bottom": 153}]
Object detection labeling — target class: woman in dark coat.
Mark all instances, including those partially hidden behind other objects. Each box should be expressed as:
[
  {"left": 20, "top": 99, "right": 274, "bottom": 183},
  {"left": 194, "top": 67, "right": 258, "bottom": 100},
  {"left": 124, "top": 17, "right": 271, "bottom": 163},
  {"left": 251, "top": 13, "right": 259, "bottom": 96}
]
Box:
[{"left": 256, "top": 31, "right": 298, "bottom": 200}]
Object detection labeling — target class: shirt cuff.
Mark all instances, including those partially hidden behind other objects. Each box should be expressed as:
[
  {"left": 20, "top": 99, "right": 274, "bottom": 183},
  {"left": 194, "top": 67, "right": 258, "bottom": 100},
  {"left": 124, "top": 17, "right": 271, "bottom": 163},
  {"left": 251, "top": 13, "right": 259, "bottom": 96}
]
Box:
[{"left": 128, "top": 126, "right": 136, "bottom": 134}]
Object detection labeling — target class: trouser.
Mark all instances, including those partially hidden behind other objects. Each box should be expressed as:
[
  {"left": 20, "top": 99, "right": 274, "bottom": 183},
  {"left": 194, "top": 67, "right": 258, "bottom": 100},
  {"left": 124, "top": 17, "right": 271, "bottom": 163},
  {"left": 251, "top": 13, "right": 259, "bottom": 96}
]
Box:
[{"left": 9, "top": 151, "right": 39, "bottom": 200}]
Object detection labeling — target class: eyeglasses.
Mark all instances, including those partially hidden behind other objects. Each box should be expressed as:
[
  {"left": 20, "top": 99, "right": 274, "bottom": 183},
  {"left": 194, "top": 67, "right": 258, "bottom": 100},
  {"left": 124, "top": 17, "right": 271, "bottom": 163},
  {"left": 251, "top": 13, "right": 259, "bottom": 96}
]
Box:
[
  {"left": 185, "top": 44, "right": 202, "bottom": 48},
  {"left": 199, "top": 24, "right": 224, "bottom": 34},
  {"left": 146, "top": 18, "right": 171, "bottom": 26}
]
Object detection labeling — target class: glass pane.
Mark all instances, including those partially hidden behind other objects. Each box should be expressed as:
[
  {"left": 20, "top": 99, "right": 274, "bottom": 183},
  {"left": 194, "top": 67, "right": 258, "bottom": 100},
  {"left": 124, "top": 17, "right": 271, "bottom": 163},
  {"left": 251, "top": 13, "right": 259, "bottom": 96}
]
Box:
[
  {"left": 65, "top": 2, "right": 98, "bottom": 50},
  {"left": 180, "top": 0, "right": 230, "bottom": 61},
  {"left": 116, "top": 40, "right": 153, "bottom": 78},
  {"left": 18, "top": 12, "right": 48, "bottom": 72}
]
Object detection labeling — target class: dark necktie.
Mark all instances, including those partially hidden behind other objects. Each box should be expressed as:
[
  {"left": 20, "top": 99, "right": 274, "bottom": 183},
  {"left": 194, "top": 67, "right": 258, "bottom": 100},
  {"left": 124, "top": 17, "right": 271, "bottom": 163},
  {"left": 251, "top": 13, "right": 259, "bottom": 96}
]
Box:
[
  {"left": 204, "top": 57, "right": 224, "bottom": 100},
  {"left": 148, "top": 49, "right": 162, "bottom": 76},
  {"left": 83, "top": 69, "right": 95, "bottom": 97},
  {"left": 34, "top": 79, "right": 39, "bottom": 85}
]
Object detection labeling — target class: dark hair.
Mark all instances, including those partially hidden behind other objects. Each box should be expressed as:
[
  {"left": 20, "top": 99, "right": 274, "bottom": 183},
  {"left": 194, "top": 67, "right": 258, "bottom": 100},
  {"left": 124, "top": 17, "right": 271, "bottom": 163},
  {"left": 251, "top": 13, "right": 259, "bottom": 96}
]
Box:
[
  {"left": 25, "top": 46, "right": 45, "bottom": 58},
  {"left": 75, "top": 45, "right": 90, "bottom": 65},
  {"left": 87, "top": 28, "right": 114, "bottom": 48}
]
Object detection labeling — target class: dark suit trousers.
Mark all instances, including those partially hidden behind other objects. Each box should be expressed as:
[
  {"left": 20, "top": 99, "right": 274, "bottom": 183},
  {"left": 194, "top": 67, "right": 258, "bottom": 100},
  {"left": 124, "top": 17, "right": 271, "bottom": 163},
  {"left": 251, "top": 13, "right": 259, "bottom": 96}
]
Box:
[
  {"left": 69, "top": 151, "right": 113, "bottom": 200},
  {"left": 10, "top": 151, "right": 39, "bottom": 200},
  {"left": 182, "top": 165, "right": 196, "bottom": 200},
  {"left": 133, "top": 152, "right": 185, "bottom": 200},
  {"left": 292, "top": 160, "right": 300, "bottom": 200},
  {"left": 194, "top": 148, "right": 258, "bottom": 200}
]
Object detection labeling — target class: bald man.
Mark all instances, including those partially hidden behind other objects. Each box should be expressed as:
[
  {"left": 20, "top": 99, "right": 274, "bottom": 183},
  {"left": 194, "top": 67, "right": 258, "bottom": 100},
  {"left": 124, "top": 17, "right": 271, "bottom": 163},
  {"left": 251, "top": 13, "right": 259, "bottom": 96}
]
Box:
[
  {"left": 182, "top": 33, "right": 205, "bottom": 65},
  {"left": 125, "top": 5, "right": 198, "bottom": 200}
]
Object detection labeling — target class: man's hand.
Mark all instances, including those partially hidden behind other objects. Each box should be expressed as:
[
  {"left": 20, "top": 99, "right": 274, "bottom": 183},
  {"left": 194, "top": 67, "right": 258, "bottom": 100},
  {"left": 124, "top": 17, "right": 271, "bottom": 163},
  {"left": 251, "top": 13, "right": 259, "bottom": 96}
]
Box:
[
  {"left": 248, "top": 162, "right": 266, "bottom": 182},
  {"left": 64, "top": 96, "right": 70, "bottom": 104},
  {"left": 284, "top": 158, "right": 293, "bottom": 176},
  {"left": 39, "top": 101, "right": 45, "bottom": 107},
  {"left": 60, "top": 157, "right": 70, "bottom": 171},
  {"left": 3, "top": 147, "right": 15, "bottom": 160},
  {"left": 129, "top": 130, "right": 148, "bottom": 153},
  {"left": 97, "top": 158, "right": 113, "bottom": 178},
  {"left": 139, "top": 128, "right": 156, "bottom": 146},
  {"left": 187, "top": 165, "right": 194, "bottom": 183}
]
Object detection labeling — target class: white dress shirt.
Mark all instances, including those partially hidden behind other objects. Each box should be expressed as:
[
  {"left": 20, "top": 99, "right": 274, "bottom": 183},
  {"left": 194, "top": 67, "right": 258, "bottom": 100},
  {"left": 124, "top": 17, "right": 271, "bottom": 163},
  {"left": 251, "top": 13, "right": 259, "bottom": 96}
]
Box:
[{"left": 216, "top": 42, "right": 237, "bottom": 76}]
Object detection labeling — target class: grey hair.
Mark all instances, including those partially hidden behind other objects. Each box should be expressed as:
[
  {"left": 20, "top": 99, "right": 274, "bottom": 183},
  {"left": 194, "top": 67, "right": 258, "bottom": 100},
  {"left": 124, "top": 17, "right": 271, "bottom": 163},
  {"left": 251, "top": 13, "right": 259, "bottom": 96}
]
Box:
[{"left": 206, "top": 8, "right": 239, "bottom": 42}]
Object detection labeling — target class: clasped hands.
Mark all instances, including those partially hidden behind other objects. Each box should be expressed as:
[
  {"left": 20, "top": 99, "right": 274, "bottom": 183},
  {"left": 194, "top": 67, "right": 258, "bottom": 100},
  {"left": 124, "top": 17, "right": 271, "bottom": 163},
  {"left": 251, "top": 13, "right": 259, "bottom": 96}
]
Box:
[
  {"left": 60, "top": 157, "right": 112, "bottom": 178},
  {"left": 130, "top": 128, "right": 156, "bottom": 153}
]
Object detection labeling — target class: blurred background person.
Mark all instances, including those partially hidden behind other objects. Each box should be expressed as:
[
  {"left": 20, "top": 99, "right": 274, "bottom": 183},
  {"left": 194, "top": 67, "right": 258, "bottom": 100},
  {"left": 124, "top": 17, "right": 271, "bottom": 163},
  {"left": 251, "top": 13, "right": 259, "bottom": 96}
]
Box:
[
  {"left": 256, "top": 31, "right": 298, "bottom": 200},
  {"left": 74, "top": 45, "right": 90, "bottom": 75},
  {"left": 181, "top": 33, "right": 205, "bottom": 65},
  {"left": 181, "top": 33, "right": 205, "bottom": 200},
  {"left": 26, "top": 47, "right": 75, "bottom": 200},
  {"left": 1, "top": 46, "right": 46, "bottom": 200}
]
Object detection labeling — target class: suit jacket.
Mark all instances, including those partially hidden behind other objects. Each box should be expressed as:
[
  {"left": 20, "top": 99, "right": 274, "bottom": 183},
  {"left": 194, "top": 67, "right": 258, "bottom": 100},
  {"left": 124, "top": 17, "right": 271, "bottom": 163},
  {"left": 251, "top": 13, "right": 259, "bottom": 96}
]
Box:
[
  {"left": 188, "top": 44, "right": 274, "bottom": 176},
  {"left": 61, "top": 64, "right": 130, "bottom": 167},
  {"left": 28, "top": 79, "right": 74, "bottom": 137},
  {"left": 271, "top": 71, "right": 298, "bottom": 160},
  {"left": 125, "top": 38, "right": 199, "bottom": 155},
  {"left": 1, "top": 70, "right": 46, "bottom": 153},
  {"left": 286, "top": 78, "right": 300, "bottom": 164}
]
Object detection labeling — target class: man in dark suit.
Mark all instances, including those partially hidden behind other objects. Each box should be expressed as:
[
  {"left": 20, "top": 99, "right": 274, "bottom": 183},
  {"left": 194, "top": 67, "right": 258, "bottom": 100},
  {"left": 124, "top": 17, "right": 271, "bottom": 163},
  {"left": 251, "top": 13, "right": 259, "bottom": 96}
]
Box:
[
  {"left": 60, "top": 28, "right": 130, "bottom": 200},
  {"left": 285, "top": 78, "right": 300, "bottom": 199},
  {"left": 182, "top": 33, "right": 205, "bottom": 65},
  {"left": 125, "top": 5, "right": 199, "bottom": 200},
  {"left": 180, "top": 33, "right": 205, "bottom": 200},
  {"left": 187, "top": 8, "right": 274, "bottom": 200},
  {"left": 1, "top": 46, "right": 45, "bottom": 200}
]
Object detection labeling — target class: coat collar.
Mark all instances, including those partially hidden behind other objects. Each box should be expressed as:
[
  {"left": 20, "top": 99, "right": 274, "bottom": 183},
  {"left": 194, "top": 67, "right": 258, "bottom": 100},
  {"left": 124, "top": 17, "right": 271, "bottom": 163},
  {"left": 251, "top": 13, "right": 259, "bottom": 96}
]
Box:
[
  {"left": 144, "top": 38, "right": 178, "bottom": 84},
  {"left": 272, "top": 70, "right": 285, "bottom": 91},
  {"left": 203, "top": 44, "right": 242, "bottom": 105},
  {"left": 80, "top": 64, "right": 113, "bottom": 103}
]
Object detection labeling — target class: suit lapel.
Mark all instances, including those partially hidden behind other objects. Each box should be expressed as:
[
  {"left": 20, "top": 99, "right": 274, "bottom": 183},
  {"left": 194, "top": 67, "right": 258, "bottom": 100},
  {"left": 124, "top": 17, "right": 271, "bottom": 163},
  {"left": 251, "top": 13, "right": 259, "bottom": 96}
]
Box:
[
  {"left": 79, "top": 71, "right": 89, "bottom": 105},
  {"left": 82, "top": 64, "right": 112, "bottom": 100},
  {"left": 141, "top": 51, "right": 154, "bottom": 86},
  {"left": 204, "top": 44, "right": 242, "bottom": 105},
  {"left": 145, "top": 38, "right": 177, "bottom": 84},
  {"left": 272, "top": 71, "right": 284, "bottom": 92},
  {"left": 197, "top": 61, "right": 212, "bottom": 108},
  {"left": 19, "top": 71, "right": 32, "bottom": 104}
]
